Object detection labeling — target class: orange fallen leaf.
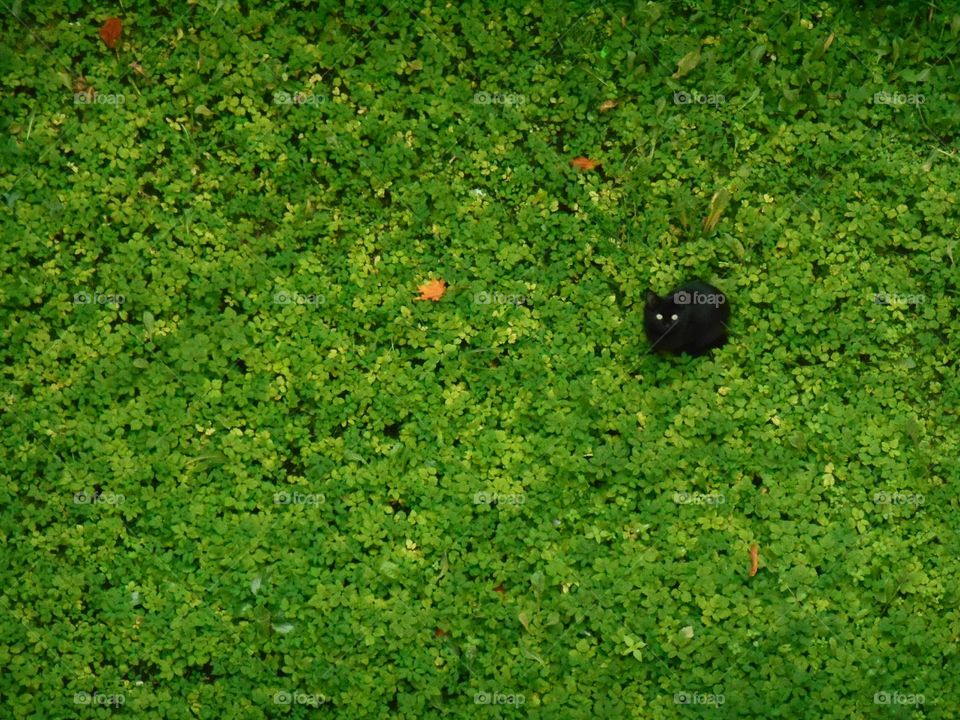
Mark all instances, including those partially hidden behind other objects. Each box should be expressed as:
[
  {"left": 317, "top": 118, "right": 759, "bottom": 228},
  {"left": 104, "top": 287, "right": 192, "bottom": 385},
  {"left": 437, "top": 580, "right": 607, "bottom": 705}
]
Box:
[
  {"left": 748, "top": 544, "right": 760, "bottom": 577},
  {"left": 571, "top": 156, "right": 600, "bottom": 171},
  {"left": 415, "top": 279, "right": 446, "bottom": 301},
  {"left": 493, "top": 583, "right": 506, "bottom": 594},
  {"left": 434, "top": 628, "right": 447, "bottom": 637},
  {"left": 599, "top": 99, "right": 619, "bottom": 112},
  {"left": 99, "top": 17, "right": 122, "bottom": 49}
]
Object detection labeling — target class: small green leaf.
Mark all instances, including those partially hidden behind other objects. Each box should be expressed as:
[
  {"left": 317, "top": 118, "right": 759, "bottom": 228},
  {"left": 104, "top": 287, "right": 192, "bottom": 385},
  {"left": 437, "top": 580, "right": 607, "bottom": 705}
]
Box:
[
  {"left": 380, "top": 560, "right": 400, "bottom": 579},
  {"left": 621, "top": 634, "right": 646, "bottom": 660}
]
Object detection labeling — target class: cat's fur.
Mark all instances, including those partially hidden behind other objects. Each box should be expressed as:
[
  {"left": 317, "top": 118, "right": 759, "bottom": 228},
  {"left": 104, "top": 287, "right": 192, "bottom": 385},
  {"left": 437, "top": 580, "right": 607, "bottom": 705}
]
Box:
[{"left": 644, "top": 280, "right": 730, "bottom": 356}]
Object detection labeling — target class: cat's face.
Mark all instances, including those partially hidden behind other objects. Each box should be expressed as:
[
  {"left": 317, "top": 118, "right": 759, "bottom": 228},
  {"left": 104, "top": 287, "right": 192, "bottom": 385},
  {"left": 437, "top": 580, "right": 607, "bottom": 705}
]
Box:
[{"left": 644, "top": 290, "right": 687, "bottom": 337}]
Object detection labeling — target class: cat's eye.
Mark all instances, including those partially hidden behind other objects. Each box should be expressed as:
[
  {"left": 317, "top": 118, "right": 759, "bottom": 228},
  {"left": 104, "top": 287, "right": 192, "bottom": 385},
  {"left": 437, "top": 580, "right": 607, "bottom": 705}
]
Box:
[
  {"left": 670, "top": 314, "right": 679, "bottom": 321},
  {"left": 655, "top": 313, "right": 663, "bottom": 321}
]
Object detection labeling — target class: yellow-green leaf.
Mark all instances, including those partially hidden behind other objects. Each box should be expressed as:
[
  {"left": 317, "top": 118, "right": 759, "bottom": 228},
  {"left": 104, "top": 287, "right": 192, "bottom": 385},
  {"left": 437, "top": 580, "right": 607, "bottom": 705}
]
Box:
[
  {"left": 702, "top": 188, "right": 732, "bottom": 233},
  {"left": 672, "top": 47, "right": 701, "bottom": 79}
]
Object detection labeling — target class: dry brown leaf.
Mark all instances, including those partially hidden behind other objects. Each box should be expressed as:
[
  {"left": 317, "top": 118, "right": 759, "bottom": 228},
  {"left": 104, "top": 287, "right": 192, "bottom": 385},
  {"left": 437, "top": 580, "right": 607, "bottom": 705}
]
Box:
[
  {"left": 73, "top": 76, "right": 95, "bottom": 102},
  {"left": 599, "top": 99, "right": 619, "bottom": 113}
]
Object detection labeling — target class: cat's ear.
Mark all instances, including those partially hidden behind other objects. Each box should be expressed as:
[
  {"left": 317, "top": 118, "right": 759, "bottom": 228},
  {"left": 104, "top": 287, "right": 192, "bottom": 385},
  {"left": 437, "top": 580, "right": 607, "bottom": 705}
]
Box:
[{"left": 645, "top": 290, "right": 659, "bottom": 306}]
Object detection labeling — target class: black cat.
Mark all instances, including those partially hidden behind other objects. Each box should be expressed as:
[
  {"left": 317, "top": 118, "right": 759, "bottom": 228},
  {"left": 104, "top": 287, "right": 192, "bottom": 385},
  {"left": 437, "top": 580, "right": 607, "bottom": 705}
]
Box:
[{"left": 644, "top": 280, "right": 730, "bottom": 356}]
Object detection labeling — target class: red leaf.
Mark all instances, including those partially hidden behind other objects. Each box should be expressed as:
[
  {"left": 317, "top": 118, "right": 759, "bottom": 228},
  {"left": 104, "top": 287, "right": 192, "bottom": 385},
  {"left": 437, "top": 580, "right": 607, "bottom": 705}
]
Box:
[
  {"left": 100, "top": 17, "right": 122, "bottom": 49},
  {"left": 434, "top": 628, "right": 447, "bottom": 637},
  {"left": 493, "top": 583, "right": 506, "bottom": 594}
]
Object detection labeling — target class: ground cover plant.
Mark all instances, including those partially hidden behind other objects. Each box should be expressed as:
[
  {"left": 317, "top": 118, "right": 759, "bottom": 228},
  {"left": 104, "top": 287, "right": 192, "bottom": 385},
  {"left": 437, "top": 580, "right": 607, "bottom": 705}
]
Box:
[{"left": 1, "top": 1, "right": 958, "bottom": 718}]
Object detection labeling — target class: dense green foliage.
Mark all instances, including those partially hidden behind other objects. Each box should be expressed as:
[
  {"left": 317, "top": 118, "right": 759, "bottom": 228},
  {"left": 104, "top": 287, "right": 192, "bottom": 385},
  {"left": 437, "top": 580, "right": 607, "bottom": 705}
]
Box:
[{"left": 2, "top": 1, "right": 958, "bottom": 717}]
